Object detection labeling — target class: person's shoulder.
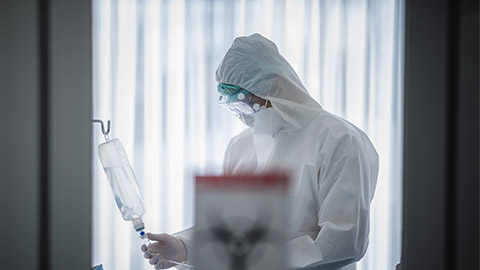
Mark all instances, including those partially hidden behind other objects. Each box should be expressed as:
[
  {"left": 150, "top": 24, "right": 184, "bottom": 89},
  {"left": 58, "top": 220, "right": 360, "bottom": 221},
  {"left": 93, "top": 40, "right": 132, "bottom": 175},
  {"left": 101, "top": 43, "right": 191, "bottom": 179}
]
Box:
[
  {"left": 310, "top": 110, "right": 373, "bottom": 150},
  {"left": 310, "top": 111, "right": 360, "bottom": 136},
  {"left": 227, "top": 127, "right": 254, "bottom": 147}
]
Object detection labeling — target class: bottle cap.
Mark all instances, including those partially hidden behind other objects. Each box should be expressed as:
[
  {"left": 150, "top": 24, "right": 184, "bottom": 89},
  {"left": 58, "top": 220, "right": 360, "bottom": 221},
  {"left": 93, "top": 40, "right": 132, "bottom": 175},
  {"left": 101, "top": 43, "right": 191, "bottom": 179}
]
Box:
[{"left": 132, "top": 218, "right": 145, "bottom": 231}]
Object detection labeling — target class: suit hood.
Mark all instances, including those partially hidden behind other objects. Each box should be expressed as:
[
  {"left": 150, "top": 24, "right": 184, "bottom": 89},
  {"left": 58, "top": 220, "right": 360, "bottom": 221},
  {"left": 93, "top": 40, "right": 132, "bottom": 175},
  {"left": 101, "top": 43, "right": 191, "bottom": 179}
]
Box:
[{"left": 216, "top": 33, "right": 322, "bottom": 131}]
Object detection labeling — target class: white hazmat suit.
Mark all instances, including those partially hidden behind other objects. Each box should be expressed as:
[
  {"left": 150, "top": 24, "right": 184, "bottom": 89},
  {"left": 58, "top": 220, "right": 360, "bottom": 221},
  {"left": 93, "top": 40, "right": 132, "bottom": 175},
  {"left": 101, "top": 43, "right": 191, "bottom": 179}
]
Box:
[{"left": 176, "top": 33, "right": 379, "bottom": 270}]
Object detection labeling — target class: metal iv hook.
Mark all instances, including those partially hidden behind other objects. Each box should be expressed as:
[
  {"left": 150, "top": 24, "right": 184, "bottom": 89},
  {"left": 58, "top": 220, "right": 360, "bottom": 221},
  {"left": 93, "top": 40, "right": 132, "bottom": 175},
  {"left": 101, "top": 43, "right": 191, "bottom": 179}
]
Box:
[{"left": 92, "top": 119, "right": 111, "bottom": 141}]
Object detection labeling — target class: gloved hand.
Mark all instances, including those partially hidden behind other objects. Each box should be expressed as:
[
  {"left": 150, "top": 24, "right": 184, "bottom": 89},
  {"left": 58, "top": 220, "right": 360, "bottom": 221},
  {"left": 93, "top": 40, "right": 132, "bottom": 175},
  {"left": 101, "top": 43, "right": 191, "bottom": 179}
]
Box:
[{"left": 141, "top": 233, "right": 187, "bottom": 269}]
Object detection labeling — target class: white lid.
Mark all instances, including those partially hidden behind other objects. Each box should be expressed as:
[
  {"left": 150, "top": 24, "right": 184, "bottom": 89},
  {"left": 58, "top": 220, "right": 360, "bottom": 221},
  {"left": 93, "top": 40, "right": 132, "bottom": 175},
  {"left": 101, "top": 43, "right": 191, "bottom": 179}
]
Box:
[{"left": 98, "top": 138, "right": 129, "bottom": 168}]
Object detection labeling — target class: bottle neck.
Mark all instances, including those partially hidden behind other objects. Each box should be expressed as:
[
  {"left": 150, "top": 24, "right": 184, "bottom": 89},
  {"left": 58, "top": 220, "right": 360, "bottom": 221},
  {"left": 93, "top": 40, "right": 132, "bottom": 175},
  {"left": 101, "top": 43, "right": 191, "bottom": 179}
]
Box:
[{"left": 132, "top": 218, "right": 145, "bottom": 232}]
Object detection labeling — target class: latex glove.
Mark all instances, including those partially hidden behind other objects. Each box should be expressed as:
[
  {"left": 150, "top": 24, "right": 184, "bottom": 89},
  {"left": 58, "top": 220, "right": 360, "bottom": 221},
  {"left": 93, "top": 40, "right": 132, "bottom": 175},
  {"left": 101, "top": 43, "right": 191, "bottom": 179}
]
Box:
[{"left": 141, "top": 233, "right": 187, "bottom": 269}]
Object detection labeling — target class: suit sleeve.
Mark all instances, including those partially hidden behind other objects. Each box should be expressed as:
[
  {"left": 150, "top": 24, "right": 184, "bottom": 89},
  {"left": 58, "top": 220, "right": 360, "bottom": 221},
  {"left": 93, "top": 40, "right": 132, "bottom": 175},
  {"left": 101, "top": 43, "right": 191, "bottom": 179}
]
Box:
[{"left": 173, "top": 227, "right": 195, "bottom": 269}]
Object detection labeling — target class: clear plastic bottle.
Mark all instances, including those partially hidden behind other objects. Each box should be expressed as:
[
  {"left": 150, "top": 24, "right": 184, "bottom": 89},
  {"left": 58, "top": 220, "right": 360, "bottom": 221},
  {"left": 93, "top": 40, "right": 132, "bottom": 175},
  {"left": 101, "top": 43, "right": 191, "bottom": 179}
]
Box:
[{"left": 97, "top": 138, "right": 146, "bottom": 232}]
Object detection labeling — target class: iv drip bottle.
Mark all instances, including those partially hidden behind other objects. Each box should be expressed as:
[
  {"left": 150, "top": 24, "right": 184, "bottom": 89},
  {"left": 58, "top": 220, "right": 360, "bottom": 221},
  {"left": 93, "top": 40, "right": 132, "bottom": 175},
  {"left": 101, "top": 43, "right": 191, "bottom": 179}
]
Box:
[{"left": 97, "top": 138, "right": 146, "bottom": 232}]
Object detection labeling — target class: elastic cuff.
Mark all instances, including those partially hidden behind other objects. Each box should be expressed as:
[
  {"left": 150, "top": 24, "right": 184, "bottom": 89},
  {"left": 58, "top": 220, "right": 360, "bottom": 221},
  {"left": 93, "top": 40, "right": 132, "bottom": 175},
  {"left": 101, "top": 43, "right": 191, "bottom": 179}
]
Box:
[{"left": 174, "top": 236, "right": 193, "bottom": 270}]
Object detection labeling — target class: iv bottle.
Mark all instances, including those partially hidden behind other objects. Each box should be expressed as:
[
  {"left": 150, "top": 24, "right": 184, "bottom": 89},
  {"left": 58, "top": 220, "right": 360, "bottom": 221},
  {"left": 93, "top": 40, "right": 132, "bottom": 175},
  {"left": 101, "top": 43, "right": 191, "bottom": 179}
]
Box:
[
  {"left": 97, "top": 138, "right": 146, "bottom": 232},
  {"left": 93, "top": 121, "right": 194, "bottom": 268}
]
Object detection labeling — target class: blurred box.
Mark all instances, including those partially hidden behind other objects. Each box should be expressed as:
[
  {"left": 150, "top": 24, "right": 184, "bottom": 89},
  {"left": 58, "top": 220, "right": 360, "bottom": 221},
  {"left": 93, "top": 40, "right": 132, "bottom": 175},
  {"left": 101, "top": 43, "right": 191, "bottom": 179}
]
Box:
[{"left": 194, "top": 173, "right": 289, "bottom": 270}]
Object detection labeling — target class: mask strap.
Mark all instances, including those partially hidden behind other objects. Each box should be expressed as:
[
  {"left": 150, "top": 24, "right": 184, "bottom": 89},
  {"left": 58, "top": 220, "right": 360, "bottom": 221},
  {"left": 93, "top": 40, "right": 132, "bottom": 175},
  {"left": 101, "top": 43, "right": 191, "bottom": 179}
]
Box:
[{"left": 264, "top": 100, "right": 270, "bottom": 108}]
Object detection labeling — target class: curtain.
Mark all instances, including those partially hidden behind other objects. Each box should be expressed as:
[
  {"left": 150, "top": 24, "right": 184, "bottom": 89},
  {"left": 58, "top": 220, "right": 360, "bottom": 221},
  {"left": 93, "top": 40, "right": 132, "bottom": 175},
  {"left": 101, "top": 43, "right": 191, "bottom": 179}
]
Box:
[{"left": 92, "top": 0, "right": 404, "bottom": 269}]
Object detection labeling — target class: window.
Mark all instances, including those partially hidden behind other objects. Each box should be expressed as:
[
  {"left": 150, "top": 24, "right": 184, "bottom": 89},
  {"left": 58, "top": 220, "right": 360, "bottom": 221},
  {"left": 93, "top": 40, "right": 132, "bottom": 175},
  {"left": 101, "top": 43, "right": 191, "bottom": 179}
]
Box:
[{"left": 92, "top": 0, "right": 404, "bottom": 269}]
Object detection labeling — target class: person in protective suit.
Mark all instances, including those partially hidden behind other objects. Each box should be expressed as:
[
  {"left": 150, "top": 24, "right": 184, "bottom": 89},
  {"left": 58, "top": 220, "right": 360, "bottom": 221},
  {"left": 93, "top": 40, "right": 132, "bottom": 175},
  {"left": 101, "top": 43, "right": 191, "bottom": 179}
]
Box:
[{"left": 142, "top": 33, "right": 379, "bottom": 270}]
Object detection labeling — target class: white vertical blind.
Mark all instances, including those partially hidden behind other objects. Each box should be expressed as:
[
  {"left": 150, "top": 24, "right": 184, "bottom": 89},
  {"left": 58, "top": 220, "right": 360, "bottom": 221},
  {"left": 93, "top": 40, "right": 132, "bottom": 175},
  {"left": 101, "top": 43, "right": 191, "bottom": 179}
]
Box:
[{"left": 92, "top": 0, "right": 404, "bottom": 269}]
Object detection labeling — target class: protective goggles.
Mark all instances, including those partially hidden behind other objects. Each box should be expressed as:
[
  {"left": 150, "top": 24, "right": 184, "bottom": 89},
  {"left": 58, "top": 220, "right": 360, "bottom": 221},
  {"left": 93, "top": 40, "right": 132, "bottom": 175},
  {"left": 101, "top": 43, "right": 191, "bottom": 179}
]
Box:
[{"left": 217, "top": 84, "right": 268, "bottom": 117}]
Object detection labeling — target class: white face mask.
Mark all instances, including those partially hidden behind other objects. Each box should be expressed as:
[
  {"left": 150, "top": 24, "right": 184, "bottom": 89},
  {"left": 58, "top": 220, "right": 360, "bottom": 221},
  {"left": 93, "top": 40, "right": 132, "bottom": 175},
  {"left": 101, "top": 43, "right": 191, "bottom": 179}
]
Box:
[
  {"left": 253, "top": 107, "right": 278, "bottom": 134},
  {"left": 238, "top": 114, "right": 255, "bottom": 128},
  {"left": 237, "top": 104, "right": 277, "bottom": 130}
]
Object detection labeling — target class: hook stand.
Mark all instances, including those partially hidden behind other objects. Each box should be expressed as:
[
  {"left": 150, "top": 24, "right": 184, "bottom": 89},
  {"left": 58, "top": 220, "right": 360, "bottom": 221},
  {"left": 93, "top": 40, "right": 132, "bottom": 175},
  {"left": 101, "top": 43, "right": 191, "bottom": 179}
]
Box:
[{"left": 92, "top": 119, "right": 111, "bottom": 141}]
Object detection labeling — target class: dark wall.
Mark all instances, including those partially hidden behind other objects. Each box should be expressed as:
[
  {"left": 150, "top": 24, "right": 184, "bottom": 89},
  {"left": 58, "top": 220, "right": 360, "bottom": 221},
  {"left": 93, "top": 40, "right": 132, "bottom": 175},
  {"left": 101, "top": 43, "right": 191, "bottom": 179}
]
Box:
[
  {"left": 0, "top": 0, "right": 92, "bottom": 269},
  {"left": 0, "top": 0, "right": 41, "bottom": 269},
  {"left": 402, "top": 0, "right": 479, "bottom": 269},
  {"left": 454, "top": 2, "right": 480, "bottom": 270}
]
